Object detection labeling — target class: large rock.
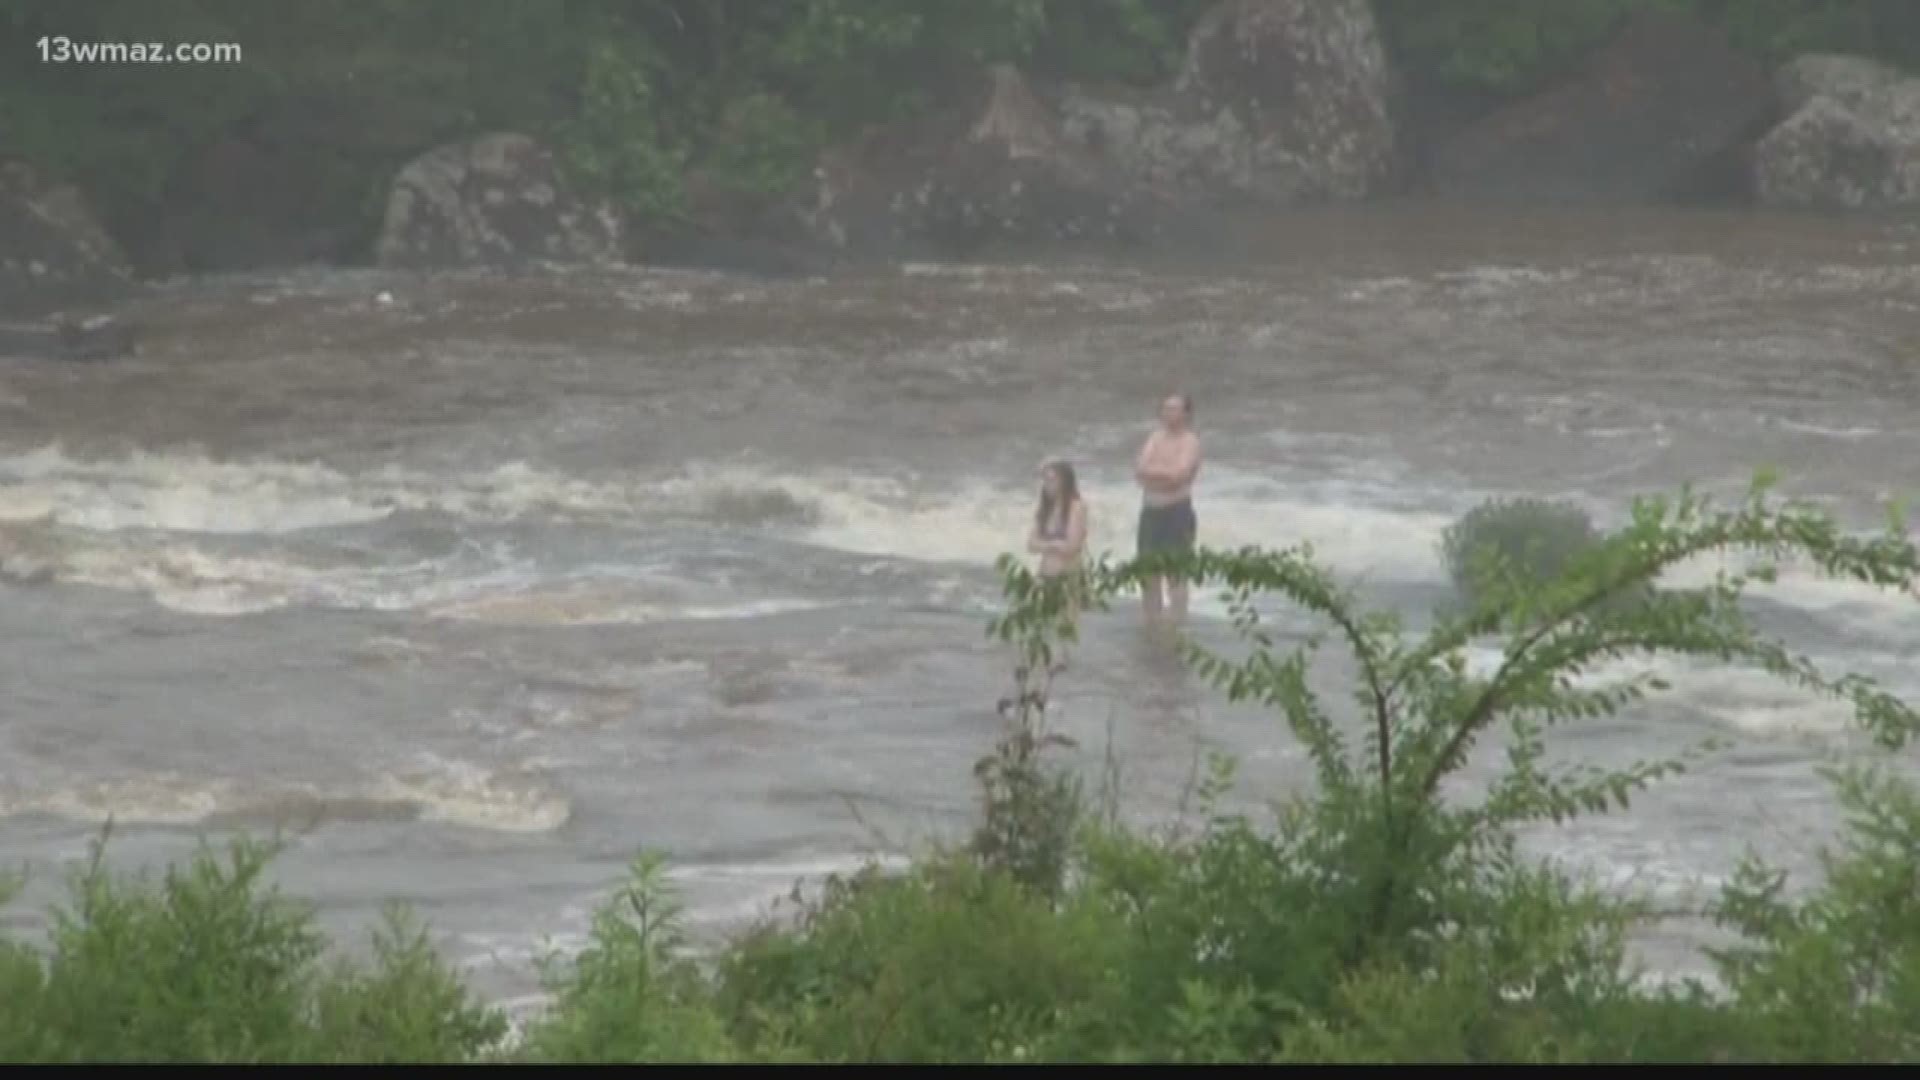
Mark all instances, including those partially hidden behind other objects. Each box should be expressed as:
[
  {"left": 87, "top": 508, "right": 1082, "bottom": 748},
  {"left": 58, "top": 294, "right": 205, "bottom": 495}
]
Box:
[
  {"left": 798, "top": 0, "right": 1402, "bottom": 258},
  {"left": 1430, "top": 12, "right": 1774, "bottom": 202},
  {"left": 1057, "top": 0, "right": 1399, "bottom": 205},
  {"left": 1755, "top": 54, "right": 1920, "bottom": 210},
  {"left": 800, "top": 65, "right": 1172, "bottom": 257},
  {"left": 0, "top": 161, "right": 134, "bottom": 317},
  {"left": 375, "top": 133, "right": 623, "bottom": 269}
]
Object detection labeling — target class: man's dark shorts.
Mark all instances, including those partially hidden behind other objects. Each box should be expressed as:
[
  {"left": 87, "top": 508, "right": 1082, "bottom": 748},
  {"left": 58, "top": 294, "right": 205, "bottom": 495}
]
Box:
[{"left": 1137, "top": 499, "right": 1197, "bottom": 558}]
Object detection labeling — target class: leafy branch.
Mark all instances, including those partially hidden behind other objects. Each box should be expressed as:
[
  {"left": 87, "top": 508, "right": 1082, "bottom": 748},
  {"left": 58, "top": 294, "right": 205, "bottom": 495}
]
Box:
[{"left": 989, "top": 474, "right": 1920, "bottom": 948}]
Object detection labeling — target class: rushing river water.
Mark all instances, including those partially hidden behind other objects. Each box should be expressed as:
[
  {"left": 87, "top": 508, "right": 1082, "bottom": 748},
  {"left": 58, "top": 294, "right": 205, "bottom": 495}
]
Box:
[{"left": 2, "top": 204, "right": 1917, "bottom": 1011}]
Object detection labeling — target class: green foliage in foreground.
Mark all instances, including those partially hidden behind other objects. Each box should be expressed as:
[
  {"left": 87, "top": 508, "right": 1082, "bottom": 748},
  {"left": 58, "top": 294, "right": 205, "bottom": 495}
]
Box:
[
  {"left": 0, "top": 832, "right": 505, "bottom": 1063},
  {"left": 5, "top": 475, "right": 1920, "bottom": 1062}
]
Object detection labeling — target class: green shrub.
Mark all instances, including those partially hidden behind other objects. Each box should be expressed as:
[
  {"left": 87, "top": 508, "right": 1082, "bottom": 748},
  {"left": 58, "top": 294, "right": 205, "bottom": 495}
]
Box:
[
  {"left": 518, "top": 853, "right": 737, "bottom": 1063},
  {"left": 714, "top": 855, "right": 1131, "bottom": 1063},
  {"left": 0, "top": 833, "right": 504, "bottom": 1064},
  {"left": 305, "top": 905, "right": 510, "bottom": 1063},
  {"left": 980, "top": 471, "right": 1920, "bottom": 1060},
  {"left": 562, "top": 37, "right": 691, "bottom": 226},
  {"left": 969, "top": 647, "right": 1086, "bottom": 901},
  {"left": 1707, "top": 765, "right": 1920, "bottom": 1062},
  {"left": 0, "top": 870, "right": 49, "bottom": 1062},
  {"left": 27, "top": 835, "right": 332, "bottom": 1062},
  {"left": 695, "top": 93, "right": 829, "bottom": 202},
  {"left": 1441, "top": 496, "right": 1602, "bottom": 609},
  {"left": 1373, "top": 0, "right": 1665, "bottom": 97}
]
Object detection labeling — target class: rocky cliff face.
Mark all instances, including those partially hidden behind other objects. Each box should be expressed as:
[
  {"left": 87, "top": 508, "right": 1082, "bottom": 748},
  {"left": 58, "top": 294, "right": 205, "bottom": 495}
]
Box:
[
  {"left": 1059, "top": 0, "right": 1401, "bottom": 205},
  {"left": 1753, "top": 54, "right": 1920, "bottom": 210},
  {"left": 796, "top": 0, "right": 1403, "bottom": 259},
  {"left": 375, "top": 133, "right": 624, "bottom": 269}
]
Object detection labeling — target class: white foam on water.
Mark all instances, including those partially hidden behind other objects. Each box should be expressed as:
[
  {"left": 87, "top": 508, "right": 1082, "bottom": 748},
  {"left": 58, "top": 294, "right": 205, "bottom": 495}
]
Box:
[
  {"left": 373, "top": 755, "right": 573, "bottom": 834},
  {"left": 11, "top": 446, "right": 1917, "bottom": 655},
  {"left": 504, "top": 692, "right": 639, "bottom": 733},
  {"left": 898, "top": 261, "right": 1111, "bottom": 281},
  {"left": 1456, "top": 644, "right": 1857, "bottom": 738},
  {"left": 1, "top": 774, "right": 243, "bottom": 826},
  {"left": 0, "top": 447, "right": 1454, "bottom": 587},
  {"left": 1, "top": 522, "right": 522, "bottom": 616},
  {"left": 1339, "top": 275, "right": 1420, "bottom": 301},
  {"left": 900, "top": 262, "right": 990, "bottom": 278},
  {"left": 1773, "top": 419, "right": 1880, "bottom": 441},
  {"left": 1530, "top": 839, "right": 1730, "bottom": 906},
  {"left": 791, "top": 464, "right": 1454, "bottom": 584},
  {"left": 0, "top": 759, "right": 573, "bottom": 835},
  {"left": 0, "top": 448, "right": 845, "bottom": 616},
  {"left": 0, "top": 446, "right": 391, "bottom": 533},
  {"left": 0, "top": 446, "right": 678, "bottom": 538},
  {"left": 72, "top": 543, "right": 474, "bottom": 617},
  {"left": 668, "top": 853, "right": 911, "bottom": 885},
  {"left": 1592, "top": 653, "right": 1855, "bottom": 738},
  {"left": 529, "top": 657, "right": 712, "bottom": 694},
  {"left": 1660, "top": 548, "right": 1919, "bottom": 639},
  {"left": 1434, "top": 265, "right": 1583, "bottom": 296},
  {"left": 423, "top": 576, "right": 827, "bottom": 628}
]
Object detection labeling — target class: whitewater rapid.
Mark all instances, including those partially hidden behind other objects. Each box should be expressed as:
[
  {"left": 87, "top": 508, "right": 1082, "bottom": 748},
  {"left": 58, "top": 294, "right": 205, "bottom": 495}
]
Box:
[{"left": 3, "top": 205, "right": 1917, "bottom": 1003}]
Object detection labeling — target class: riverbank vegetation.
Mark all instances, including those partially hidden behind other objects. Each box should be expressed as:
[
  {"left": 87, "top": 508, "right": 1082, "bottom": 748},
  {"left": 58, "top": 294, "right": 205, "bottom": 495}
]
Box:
[
  {"left": 3, "top": 476, "right": 1917, "bottom": 1062},
  {"left": 6, "top": 0, "right": 1918, "bottom": 272}
]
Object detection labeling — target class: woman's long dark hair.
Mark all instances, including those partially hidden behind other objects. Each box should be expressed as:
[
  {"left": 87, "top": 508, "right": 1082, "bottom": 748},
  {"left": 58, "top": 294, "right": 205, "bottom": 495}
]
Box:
[{"left": 1035, "top": 460, "right": 1079, "bottom": 535}]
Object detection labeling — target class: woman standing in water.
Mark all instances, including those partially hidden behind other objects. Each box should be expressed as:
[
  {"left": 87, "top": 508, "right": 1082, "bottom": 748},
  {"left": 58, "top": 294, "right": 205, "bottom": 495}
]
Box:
[{"left": 1028, "top": 460, "right": 1089, "bottom": 581}]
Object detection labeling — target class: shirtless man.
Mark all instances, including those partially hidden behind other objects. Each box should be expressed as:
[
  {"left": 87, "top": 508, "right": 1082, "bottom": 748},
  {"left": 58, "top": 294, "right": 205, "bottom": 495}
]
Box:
[{"left": 1133, "top": 392, "right": 1203, "bottom": 621}]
